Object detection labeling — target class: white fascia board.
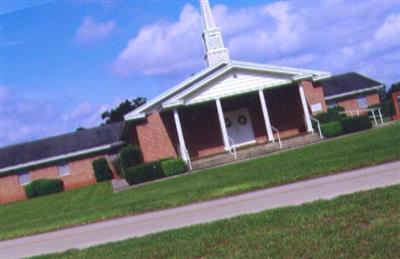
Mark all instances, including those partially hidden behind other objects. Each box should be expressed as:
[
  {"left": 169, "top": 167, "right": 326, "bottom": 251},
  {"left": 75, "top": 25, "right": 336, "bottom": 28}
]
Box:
[
  {"left": 124, "top": 112, "right": 146, "bottom": 121},
  {"left": 186, "top": 79, "right": 293, "bottom": 106},
  {"left": 231, "top": 60, "right": 330, "bottom": 76},
  {"left": 312, "top": 74, "right": 332, "bottom": 82},
  {"left": 163, "top": 63, "right": 316, "bottom": 107},
  {"left": 292, "top": 73, "right": 313, "bottom": 81},
  {"left": 162, "top": 99, "right": 185, "bottom": 109},
  {"left": 325, "top": 85, "right": 384, "bottom": 100},
  {"left": 124, "top": 62, "right": 229, "bottom": 121},
  {"left": 0, "top": 142, "right": 125, "bottom": 175}
]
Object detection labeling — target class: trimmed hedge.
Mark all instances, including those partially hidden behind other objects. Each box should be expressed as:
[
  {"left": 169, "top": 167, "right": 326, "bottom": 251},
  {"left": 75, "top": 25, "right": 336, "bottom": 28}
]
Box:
[
  {"left": 161, "top": 159, "right": 187, "bottom": 177},
  {"left": 25, "top": 179, "right": 64, "bottom": 198},
  {"left": 314, "top": 106, "right": 346, "bottom": 123},
  {"left": 92, "top": 158, "right": 113, "bottom": 182},
  {"left": 124, "top": 161, "right": 164, "bottom": 185},
  {"left": 119, "top": 145, "right": 143, "bottom": 172},
  {"left": 320, "top": 121, "right": 343, "bottom": 138},
  {"left": 340, "top": 116, "right": 372, "bottom": 134}
]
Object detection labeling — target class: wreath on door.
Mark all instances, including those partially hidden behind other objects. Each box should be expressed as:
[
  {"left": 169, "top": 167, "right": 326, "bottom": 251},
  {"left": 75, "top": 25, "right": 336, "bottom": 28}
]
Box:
[{"left": 238, "top": 115, "right": 247, "bottom": 125}]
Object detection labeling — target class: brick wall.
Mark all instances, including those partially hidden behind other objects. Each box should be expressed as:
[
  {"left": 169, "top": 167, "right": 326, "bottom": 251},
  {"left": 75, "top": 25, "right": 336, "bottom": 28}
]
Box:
[
  {"left": 337, "top": 92, "right": 381, "bottom": 111},
  {"left": 181, "top": 102, "right": 225, "bottom": 158},
  {"left": 265, "top": 85, "right": 306, "bottom": 136},
  {"left": 0, "top": 154, "right": 117, "bottom": 204},
  {"left": 338, "top": 98, "right": 359, "bottom": 111},
  {"left": 135, "top": 112, "right": 178, "bottom": 162},
  {"left": 392, "top": 91, "right": 400, "bottom": 120},
  {"left": 366, "top": 93, "right": 380, "bottom": 106},
  {"left": 301, "top": 80, "right": 327, "bottom": 114}
]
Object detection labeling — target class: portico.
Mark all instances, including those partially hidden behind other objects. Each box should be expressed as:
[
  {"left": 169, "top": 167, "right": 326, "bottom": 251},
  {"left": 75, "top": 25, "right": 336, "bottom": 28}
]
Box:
[{"left": 170, "top": 81, "right": 314, "bottom": 162}]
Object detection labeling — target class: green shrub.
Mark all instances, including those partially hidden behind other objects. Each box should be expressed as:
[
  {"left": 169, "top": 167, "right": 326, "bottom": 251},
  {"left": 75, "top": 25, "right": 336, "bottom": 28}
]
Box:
[
  {"left": 314, "top": 106, "right": 346, "bottom": 124},
  {"left": 124, "top": 161, "right": 164, "bottom": 185},
  {"left": 92, "top": 158, "right": 113, "bottom": 182},
  {"left": 25, "top": 179, "right": 64, "bottom": 198},
  {"left": 161, "top": 159, "right": 187, "bottom": 177},
  {"left": 320, "top": 121, "right": 343, "bottom": 138},
  {"left": 340, "top": 116, "right": 372, "bottom": 134},
  {"left": 119, "top": 145, "right": 143, "bottom": 171}
]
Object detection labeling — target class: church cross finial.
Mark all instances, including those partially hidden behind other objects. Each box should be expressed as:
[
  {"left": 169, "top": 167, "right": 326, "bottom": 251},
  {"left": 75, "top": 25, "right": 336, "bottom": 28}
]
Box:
[{"left": 199, "top": 0, "right": 230, "bottom": 67}]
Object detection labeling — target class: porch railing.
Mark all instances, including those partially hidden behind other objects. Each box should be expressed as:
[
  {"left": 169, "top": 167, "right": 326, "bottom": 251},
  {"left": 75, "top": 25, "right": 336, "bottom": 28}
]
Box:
[
  {"left": 271, "top": 126, "right": 282, "bottom": 149},
  {"left": 227, "top": 136, "right": 238, "bottom": 160},
  {"left": 310, "top": 116, "right": 324, "bottom": 139},
  {"left": 340, "top": 108, "right": 384, "bottom": 126},
  {"left": 177, "top": 144, "right": 192, "bottom": 170}
]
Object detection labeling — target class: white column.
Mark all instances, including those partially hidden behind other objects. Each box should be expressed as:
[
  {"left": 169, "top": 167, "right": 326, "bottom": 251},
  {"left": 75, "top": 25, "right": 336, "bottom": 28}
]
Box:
[
  {"left": 215, "top": 98, "right": 230, "bottom": 150},
  {"left": 173, "top": 109, "right": 188, "bottom": 161},
  {"left": 258, "top": 89, "right": 274, "bottom": 142},
  {"left": 299, "top": 84, "right": 314, "bottom": 133}
]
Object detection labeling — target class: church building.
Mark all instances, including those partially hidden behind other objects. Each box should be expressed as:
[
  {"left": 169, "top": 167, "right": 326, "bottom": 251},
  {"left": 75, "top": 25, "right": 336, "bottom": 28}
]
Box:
[
  {"left": 0, "top": 0, "right": 383, "bottom": 204},
  {"left": 121, "top": 0, "right": 381, "bottom": 168}
]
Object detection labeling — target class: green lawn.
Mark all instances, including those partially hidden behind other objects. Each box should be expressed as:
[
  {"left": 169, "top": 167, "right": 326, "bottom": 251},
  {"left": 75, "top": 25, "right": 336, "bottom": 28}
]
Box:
[
  {"left": 1, "top": 123, "right": 399, "bottom": 241},
  {"left": 35, "top": 185, "right": 400, "bottom": 258}
]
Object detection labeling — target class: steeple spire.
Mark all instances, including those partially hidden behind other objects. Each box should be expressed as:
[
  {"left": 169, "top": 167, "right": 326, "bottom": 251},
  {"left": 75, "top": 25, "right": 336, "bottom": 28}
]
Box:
[
  {"left": 200, "top": 0, "right": 230, "bottom": 67},
  {"left": 200, "top": 0, "right": 216, "bottom": 29}
]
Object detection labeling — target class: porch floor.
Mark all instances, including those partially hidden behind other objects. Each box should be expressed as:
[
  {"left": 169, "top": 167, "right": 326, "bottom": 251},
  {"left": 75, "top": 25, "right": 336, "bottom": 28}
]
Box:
[{"left": 190, "top": 133, "right": 322, "bottom": 171}]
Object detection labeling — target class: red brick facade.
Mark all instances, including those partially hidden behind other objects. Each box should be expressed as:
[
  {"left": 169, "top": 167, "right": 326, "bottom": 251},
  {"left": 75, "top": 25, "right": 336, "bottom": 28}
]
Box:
[
  {"left": 392, "top": 91, "right": 400, "bottom": 120},
  {"left": 0, "top": 155, "right": 117, "bottom": 204},
  {"left": 135, "top": 112, "right": 178, "bottom": 162},
  {"left": 301, "top": 80, "right": 328, "bottom": 114},
  {"left": 337, "top": 93, "right": 380, "bottom": 111}
]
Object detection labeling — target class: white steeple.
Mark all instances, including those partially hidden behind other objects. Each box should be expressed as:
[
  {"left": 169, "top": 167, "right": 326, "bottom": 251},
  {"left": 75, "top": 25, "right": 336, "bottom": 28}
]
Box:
[{"left": 200, "top": 0, "right": 230, "bottom": 67}]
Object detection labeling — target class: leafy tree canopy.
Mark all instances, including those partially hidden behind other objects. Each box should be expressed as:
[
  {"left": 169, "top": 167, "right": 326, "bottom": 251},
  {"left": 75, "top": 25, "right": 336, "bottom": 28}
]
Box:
[{"left": 102, "top": 97, "right": 146, "bottom": 124}]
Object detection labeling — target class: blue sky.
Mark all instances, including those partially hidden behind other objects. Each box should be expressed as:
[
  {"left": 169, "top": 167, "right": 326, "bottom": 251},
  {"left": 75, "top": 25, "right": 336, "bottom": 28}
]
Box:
[{"left": 1, "top": 0, "right": 400, "bottom": 147}]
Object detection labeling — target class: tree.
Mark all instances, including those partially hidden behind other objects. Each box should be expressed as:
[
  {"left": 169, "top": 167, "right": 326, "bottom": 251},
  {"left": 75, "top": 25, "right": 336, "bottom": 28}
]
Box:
[{"left": 101, "top": 97, "right": 146, "bottom": 124}]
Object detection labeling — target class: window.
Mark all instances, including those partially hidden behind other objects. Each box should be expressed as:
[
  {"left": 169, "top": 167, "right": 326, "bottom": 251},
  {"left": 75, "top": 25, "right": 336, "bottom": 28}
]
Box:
[
  {"left": 57, "top": 163, "right": 70, "bottom": 177},
  {"left": 311, "top": 103, "right": 323, "bottom": 113},
  {"left": 357, "top": 96, "right": 368, "bottom": 108},
  {"left": 18, "top": 172, "right": 31, "bottom": 186},
  {"left": 327, "top": 100, "right": 337, "bottom": 109}
]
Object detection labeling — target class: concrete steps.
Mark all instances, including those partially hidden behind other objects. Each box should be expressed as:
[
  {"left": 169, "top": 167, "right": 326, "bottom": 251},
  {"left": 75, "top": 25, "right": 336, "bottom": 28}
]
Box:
[{"left": 191, "top": 133, "right": 322, "bottom": 171}]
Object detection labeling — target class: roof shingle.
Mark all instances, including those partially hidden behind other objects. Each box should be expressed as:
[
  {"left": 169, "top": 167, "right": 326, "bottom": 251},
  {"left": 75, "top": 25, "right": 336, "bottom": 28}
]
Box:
[
  {"left": 0, "top": 122, "right": 122, "bottom": 170},
  {"left": 322, "top": 72, "right": 382, "bottom": 98}
]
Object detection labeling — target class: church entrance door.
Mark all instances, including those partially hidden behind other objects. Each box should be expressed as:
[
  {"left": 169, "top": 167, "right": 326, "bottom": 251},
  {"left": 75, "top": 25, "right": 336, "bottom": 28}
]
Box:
[{"left": 224, "top": 108, "right": 256, "bottom": 147}]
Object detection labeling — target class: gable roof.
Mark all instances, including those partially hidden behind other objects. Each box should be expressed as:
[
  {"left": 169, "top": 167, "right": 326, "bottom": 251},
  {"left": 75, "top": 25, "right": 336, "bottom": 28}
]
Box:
[
  {"left": 322, "top": 72, "right": 383, "bottom": 100},
  {"left": 0, "top": 122, "right": 123, "bottom": 174},
  {"left": 125, "top": 60, "right": 330, "bottom": 120}
]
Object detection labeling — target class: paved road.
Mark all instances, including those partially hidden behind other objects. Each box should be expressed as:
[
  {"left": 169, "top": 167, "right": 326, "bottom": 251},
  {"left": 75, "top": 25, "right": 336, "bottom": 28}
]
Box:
[{"left": 1, "top": 161, "right": 399, "bottom": 259}]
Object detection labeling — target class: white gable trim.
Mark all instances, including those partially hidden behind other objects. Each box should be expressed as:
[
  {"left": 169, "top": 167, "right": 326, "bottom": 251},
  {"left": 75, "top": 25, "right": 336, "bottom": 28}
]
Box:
[
  {"left": 163, "top": 62, "right": 329, "bottom": 108},
  {"left": 124, "top": 62, "right": 229, "bottom": 121},
  {"left": 125, "top": 60, "right": 330, "bottom": 120},
  {"left": 232, "top": 60, "right": 330, "bottom": 76},
  {"left": 162, "top": 64, "right": 235, "bottom": 108}
]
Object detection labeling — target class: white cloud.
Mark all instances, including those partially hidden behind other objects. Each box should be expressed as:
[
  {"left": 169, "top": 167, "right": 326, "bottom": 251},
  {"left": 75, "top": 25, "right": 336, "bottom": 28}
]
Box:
[
  {"left": 374, "top": 14, "right": 400, "bottom": 47},
  {"left": 0, "top": 85, "right": 108, "bottom": 147},
  {"left": 111, "top": 1, "right": 400, "bottom": 85},
  {"left": 75, "top": 16, "right": 116, "bottom": 44},
  {"left": 112, "top": 4, "right": 203, "bottom": 76}
]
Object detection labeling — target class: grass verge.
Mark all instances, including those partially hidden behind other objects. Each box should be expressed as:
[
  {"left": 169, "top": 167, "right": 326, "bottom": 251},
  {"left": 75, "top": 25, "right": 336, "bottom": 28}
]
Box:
[
  {"left": 1, "top": 123, "right": 399, "bottom": 240},
  {"left": 35, "top": 185, "right": 400, "bottom": 258}
]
